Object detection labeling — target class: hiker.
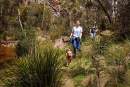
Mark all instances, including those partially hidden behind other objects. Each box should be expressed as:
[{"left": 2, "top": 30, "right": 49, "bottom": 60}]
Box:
[
  {"left": 90, "top": 25, "right": 97, "bottom": 39},
  {"left": 70, "top": 20, "right": 83, "bottom": 57},
  {"left": 66, "top": 48, "right": 73, "bottom": 65}
]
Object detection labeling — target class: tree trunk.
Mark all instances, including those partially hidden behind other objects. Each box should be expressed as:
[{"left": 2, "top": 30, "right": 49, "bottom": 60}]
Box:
[{"left": 95, "top": 0, "right": 112, "bottom": 24}]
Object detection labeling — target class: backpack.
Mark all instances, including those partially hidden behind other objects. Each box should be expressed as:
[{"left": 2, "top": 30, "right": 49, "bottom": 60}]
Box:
[{"left": 91, "top": 28, "right": 96, "bottom": 33}]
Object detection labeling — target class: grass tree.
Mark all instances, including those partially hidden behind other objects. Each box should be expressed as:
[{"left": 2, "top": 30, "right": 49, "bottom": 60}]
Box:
[{"left": 8, "top": 46, "right": 63, "bottom": 87}]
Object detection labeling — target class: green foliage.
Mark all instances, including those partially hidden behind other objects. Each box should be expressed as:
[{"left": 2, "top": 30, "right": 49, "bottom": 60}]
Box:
[
  {"left": 9, "top": 46, "right": 63, "bottom": 87},
  {"left": 73, "top": 74, "right": 85, "bottom": 87},
  {"left": 104, "top": 40, "right": 130, "bottom": 85},
  {"left": 0, "top": 61, "right": 18, "bottom": 87},
  {"left": 68, "top": 57, "right": 91, "bottom": 77},
  {"left": 0, "top": 31, "right": 4, "bottom": 39},
  {"left": 16, "top": 27, "right": 36, "bottom": 57},
  {"left": 105, "top": 40, "right": 130, "bottom": 64},
  {"left": 92, "top": 40, "right": 108, "bottom": 55}
]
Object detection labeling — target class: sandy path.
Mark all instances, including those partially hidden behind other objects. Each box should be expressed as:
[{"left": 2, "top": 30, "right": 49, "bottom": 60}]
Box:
[{"left": 63, "top": 76, "right": 75, "bottom": 87}]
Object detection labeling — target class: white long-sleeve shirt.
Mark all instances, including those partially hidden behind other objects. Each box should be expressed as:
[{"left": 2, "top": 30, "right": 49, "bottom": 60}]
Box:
[{"left": 72, "top": 26, "right": 83, "bottom": 38}]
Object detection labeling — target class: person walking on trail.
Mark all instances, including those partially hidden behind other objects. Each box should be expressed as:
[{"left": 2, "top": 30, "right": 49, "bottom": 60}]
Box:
[
  {"left": 70, "top": 20, "right": 83, "bottom": 57},
  {"left": 90, "top": 25, "right": 97, "bottom": 39}
]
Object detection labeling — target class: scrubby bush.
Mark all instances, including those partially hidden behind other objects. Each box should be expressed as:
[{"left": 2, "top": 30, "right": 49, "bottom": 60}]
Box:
[
  {"left": 16, "top": 27, "right": 36, "bottom": 57},
  {"left": 8, "top": 46, "right": 63, "bottom": 87}
]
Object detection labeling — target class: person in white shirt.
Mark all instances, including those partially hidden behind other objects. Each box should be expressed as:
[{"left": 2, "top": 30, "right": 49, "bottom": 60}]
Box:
[{"left": 70, "top": 20, "right": 83, "bottom": 57}]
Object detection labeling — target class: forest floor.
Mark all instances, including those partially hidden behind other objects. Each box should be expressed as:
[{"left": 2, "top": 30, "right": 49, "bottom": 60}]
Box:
[{"left": 63, "top": 71, "right": 75, "bottom": 87}]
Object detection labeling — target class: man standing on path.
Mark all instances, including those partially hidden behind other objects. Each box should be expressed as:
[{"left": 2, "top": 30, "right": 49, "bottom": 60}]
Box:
[{"left": 70, "top": 20, "right": 83, "bottom": 58}]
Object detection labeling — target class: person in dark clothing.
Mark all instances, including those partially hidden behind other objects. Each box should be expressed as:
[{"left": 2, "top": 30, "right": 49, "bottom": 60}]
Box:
[{"left": 90, "top": 25, "right": 97, "bottom": 39}]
